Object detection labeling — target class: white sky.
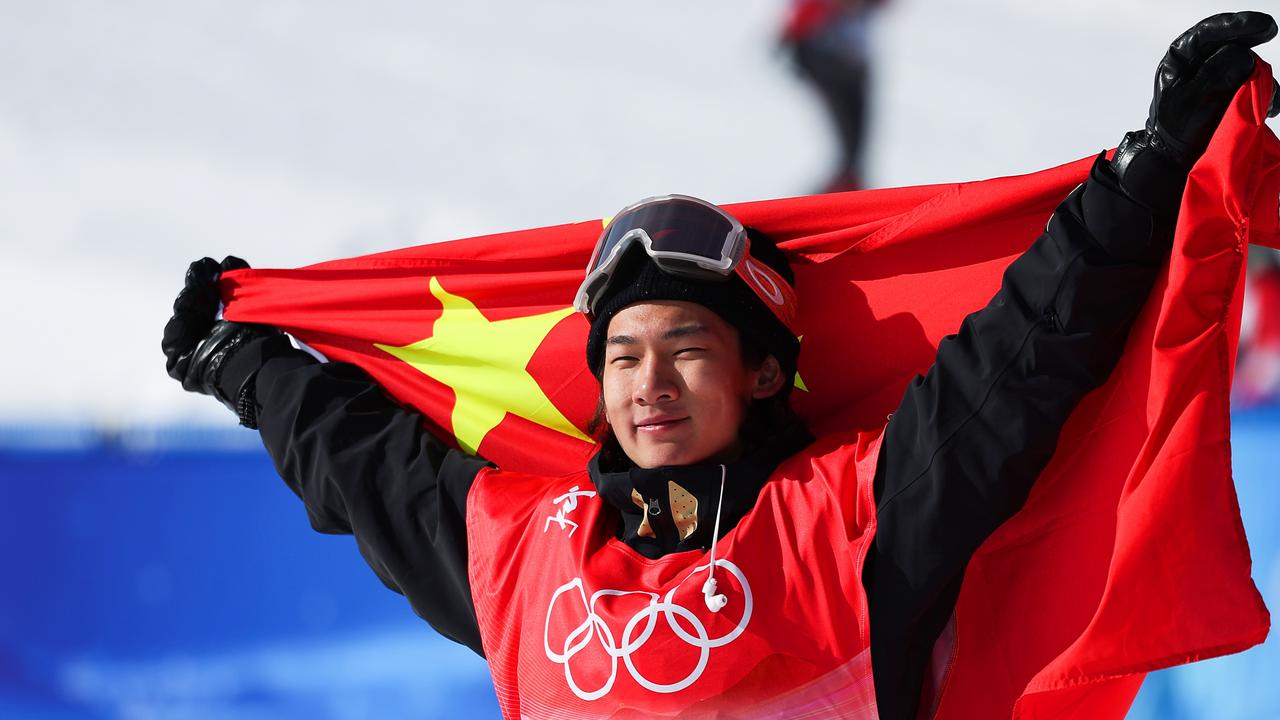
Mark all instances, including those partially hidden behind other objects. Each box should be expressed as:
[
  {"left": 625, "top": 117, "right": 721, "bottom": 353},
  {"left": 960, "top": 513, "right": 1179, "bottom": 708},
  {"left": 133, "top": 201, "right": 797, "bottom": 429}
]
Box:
[{"left": 0, "top": 0, "right": 1274, "bottom": 426}]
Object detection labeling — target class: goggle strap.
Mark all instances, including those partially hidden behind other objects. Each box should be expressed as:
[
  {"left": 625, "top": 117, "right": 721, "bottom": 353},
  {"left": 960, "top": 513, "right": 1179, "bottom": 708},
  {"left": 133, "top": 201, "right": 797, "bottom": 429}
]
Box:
[{"left": 734, "top": 256, "right": 800, "bottom": 335}]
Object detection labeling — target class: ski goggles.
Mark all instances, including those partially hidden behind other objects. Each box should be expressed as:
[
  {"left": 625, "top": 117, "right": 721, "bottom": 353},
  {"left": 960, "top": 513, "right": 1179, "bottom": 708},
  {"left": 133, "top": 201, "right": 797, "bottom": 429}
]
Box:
[{"left": 573, "top": 194, "right": 799, "bottom": 332}]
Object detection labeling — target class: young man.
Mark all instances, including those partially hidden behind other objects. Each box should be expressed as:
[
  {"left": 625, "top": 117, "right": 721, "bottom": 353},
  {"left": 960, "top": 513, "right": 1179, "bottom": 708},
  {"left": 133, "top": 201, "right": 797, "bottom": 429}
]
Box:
[{"left": 163, "top": 13, "right": 1277, "bottom": 720}]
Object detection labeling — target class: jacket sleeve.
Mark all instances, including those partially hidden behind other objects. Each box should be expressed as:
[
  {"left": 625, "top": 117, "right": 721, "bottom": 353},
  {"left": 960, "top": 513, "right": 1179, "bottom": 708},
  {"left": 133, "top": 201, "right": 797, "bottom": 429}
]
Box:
[
  {"left": 863, "top": 155, "right": 1170, "bottom": 720},
  {"left": 219, "top": 340, "right": 491, "bottom": 655}
]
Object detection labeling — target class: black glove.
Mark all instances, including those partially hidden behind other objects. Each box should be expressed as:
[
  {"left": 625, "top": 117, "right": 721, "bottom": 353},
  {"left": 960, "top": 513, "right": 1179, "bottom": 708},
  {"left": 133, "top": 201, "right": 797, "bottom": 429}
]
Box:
[
  {"left": 1112, "top": 11, "right": 1278, "bottom": 214},
  {"left": 162, "top": 256, "right": 280, "bottom": 428}
]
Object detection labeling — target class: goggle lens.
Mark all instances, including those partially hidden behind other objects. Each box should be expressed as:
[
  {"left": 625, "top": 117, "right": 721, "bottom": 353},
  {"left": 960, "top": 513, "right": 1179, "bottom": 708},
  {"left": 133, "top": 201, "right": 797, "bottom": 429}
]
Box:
[
  {"left": 576, "top": 195, "right": 799, "bottom": 335},
  {"left": 596, "top": 197, "right": 736, "bottom": 268}
]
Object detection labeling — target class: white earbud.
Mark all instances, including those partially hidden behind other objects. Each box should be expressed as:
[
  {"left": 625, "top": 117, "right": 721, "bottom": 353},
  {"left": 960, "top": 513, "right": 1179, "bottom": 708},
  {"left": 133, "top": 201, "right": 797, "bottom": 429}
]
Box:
[
  {"left": 702, "top": 577, "right": 728, "bottom": 613},
  {"left": 702, "top": 464, "right": 730, "bottom": 613}
]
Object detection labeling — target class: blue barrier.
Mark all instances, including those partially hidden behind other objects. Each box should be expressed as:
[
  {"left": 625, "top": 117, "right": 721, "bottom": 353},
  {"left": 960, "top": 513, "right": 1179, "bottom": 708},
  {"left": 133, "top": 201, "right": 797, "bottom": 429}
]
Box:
[
  {"left": 0, "top": 439, "right": 498, "bottom": 719},
  {"left": 2, "top": 410, "right": 1277, "bottom": 718}
]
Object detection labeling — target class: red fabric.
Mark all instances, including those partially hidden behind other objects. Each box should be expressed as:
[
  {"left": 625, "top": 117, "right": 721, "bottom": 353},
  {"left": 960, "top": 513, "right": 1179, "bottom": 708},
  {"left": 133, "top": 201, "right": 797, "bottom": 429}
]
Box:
[
  {"left": 466, "top": 432, "right": 882, "bottom": 719},
  {"left": 1252, "top": 271, "right": 1280, "bottom": 347},
  {"left": 781, "top": 0, "right": 841, "bottom": 43},
  {"left": 221, "top": 67, "right": 1279, "bottom": 717},
  {"left": 781, "top": 0, "right": 885, "bottom": 42},
  {"left": 1235, "top": 268, "right": 1280, "bottom": 407}
]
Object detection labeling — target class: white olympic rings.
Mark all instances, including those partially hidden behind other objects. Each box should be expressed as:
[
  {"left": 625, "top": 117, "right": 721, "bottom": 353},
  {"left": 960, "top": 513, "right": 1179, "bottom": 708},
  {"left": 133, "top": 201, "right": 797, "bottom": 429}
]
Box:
[{"left": 543, "top": 559, "right": 753, "bottom": 701}]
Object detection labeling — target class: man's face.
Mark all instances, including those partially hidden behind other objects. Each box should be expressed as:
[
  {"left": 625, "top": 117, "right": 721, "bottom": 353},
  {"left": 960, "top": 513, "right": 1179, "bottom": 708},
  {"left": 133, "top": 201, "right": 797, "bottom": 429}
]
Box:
[{"left": 602, "top": 300, "right": 780, "bottom": 468}]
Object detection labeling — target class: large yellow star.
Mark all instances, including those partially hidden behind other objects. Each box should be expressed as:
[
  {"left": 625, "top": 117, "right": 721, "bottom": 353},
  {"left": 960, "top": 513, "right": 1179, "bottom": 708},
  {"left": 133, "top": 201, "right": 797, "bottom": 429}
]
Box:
[{"left": 375, "top": 277, "right": 592, "bottom": 455}]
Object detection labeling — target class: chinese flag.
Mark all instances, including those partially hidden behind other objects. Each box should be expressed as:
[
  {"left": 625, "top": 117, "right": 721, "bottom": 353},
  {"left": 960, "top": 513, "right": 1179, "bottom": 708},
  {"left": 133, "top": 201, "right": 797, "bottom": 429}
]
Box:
[{"left": 221, "top": 67, "right": 1279, "bottom": 718}]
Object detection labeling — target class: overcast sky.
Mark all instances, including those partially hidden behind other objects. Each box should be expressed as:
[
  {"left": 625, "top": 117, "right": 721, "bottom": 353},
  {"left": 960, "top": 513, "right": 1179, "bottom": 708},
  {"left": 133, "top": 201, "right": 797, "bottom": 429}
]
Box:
[{"left": 0, "top": 0, "right": 1273, "bottom": 427}]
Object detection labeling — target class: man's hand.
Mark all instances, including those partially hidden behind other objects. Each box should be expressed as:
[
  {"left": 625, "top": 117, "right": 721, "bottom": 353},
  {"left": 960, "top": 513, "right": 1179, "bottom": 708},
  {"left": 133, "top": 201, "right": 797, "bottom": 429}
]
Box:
[
  {"left": 1149, "top": 11, "right": 1277, "bottom": 163},
  {"left": 162, "top": 256, "right": 280, "bottom": 427},
  {"left": 1112, "top": 11, "right": 1278, "bottom": 213}
]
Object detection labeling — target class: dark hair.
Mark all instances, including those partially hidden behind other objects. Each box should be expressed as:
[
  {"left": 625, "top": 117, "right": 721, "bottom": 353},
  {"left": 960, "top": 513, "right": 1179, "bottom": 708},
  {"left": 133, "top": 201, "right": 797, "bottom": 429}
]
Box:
[{"left": 586, "top": 332, "right": 806, "bottom": 468}]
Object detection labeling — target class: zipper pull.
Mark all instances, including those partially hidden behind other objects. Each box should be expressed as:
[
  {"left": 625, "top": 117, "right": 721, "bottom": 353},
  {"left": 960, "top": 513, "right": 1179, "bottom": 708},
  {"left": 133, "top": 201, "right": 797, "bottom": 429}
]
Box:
[{"left": 1044, "top": 308, "right": 1061, "bottom": 332}]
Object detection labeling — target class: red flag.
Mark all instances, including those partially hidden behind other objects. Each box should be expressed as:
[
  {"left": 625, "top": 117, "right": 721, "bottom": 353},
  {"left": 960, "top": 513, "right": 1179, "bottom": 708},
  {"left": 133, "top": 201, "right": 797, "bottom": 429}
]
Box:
[{"left": 221, "top": 66, "right": 1279, "bottom": 717}]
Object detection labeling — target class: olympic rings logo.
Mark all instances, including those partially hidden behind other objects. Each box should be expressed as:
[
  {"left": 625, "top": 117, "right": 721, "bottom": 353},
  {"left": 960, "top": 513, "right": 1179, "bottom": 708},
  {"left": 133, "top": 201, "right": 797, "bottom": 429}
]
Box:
[{"left": 543, "top": 560, "right": 752, "bottom": 701}]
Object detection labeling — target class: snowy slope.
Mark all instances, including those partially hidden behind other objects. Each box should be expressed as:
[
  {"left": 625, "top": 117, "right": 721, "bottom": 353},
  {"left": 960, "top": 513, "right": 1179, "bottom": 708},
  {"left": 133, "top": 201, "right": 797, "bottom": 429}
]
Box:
[{"left": 0, "top": 0, "right": 1274, "bottom": 425}]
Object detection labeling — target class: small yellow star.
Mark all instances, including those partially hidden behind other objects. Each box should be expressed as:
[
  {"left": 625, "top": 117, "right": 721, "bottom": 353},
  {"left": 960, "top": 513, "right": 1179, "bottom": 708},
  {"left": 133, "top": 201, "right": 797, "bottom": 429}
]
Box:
[
  {"left": 794, "top": 335, "right": 808, "bottom": 392},
  {"left": 376, "top": 277, "right": 592, "bottom": 455}
]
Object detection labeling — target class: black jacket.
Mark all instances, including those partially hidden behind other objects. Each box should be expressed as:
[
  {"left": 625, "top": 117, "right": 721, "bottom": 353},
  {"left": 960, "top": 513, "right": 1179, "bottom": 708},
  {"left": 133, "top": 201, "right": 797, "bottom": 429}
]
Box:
[{"left": 217, "top": 155, "right": 1169, "bottom": 720}]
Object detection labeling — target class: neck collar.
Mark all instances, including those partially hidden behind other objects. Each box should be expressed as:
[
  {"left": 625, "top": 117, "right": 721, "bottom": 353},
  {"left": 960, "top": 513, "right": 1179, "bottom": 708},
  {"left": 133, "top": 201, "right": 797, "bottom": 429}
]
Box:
[{"left": 588, "top": 424, "right": 813, "bottom": 558}]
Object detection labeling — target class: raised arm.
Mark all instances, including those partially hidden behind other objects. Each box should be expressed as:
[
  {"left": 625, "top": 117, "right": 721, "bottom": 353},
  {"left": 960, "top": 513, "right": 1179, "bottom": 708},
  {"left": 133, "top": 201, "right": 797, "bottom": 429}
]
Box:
[
  {"left": 162, "top": 257, "right": 489, "bottom": 654},
  {"left": 861, "top": 12, "right": 1278, "bottom": 720}
]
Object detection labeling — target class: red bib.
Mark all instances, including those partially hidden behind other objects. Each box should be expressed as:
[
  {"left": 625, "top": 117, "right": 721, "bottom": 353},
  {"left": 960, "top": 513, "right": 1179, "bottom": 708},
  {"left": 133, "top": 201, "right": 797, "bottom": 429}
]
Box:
[{"left": 467, "top": 431, "right": 884, "bottom": 719}]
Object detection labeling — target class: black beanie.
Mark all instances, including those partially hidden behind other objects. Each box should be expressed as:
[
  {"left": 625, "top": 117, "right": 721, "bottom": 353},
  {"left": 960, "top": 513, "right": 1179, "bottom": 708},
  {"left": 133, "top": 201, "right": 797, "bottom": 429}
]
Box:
[{"left": 585, "top": 228, "right": 800, "bottom": 384}]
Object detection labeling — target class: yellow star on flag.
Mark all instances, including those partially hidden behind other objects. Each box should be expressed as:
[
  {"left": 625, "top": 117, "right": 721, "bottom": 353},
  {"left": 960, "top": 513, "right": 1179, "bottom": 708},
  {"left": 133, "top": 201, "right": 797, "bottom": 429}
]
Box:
[
  {"left": 794, "top": 335, "right": 808, "bottom": 392},
  {"left": 376, "top": 277, "right": 592, "bottom": 455}
]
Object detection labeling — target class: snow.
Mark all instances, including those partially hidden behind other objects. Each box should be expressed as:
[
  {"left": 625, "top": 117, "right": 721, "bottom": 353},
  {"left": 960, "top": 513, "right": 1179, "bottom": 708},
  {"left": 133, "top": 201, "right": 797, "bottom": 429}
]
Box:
[{"left": 0, "top": 0, "right": 1274, "bottom": 426}]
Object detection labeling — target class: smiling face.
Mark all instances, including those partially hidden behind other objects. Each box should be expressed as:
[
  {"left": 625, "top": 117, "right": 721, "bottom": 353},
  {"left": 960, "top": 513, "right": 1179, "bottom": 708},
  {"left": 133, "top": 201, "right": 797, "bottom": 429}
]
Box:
[{"left": 601, "top": 300, "right": 784, "bottom": 469}]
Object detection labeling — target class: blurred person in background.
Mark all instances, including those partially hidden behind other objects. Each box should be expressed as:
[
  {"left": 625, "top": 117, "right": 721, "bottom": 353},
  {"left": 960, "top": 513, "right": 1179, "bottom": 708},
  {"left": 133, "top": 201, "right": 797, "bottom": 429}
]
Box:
[
  {"left": 1235, "top": 248, "right": 1280, "bottom": 407},
  {"left": 781, "top": 0, "right": 885, "bottom": 192},
  {"left": 162, "top": 12, "right": 1276, "bottom": 720}
]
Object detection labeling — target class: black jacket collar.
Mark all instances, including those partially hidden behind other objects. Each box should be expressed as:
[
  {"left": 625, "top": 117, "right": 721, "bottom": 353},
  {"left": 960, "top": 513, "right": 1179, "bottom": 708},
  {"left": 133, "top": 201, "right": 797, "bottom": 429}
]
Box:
[{"left": 588, "top": 426, "right": 814, "bottom": 558}]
